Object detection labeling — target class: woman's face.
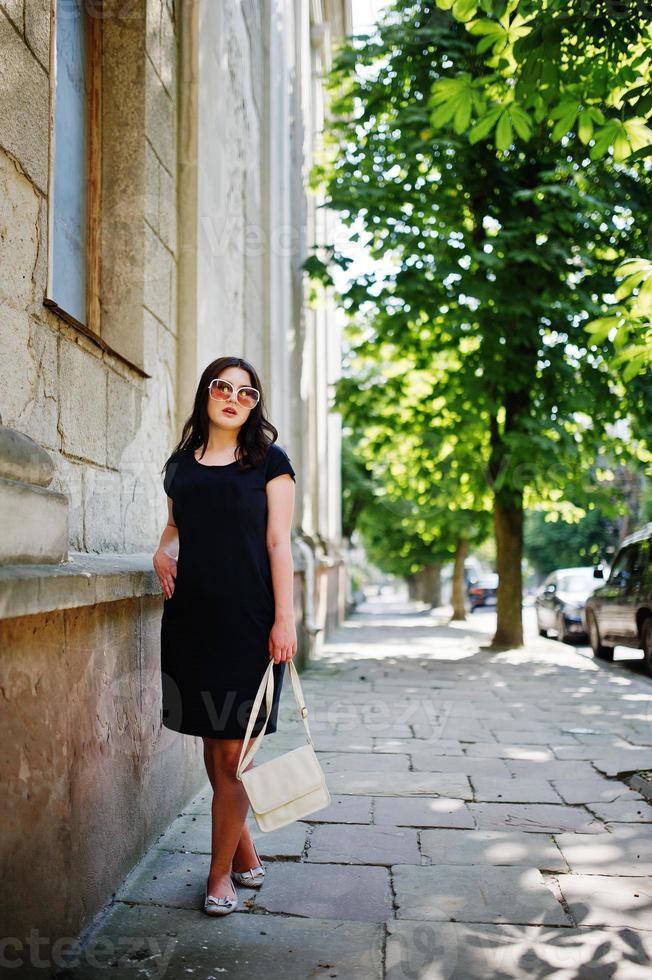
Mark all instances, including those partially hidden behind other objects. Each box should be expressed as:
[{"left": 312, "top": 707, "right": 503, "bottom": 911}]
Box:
[{"left": 206, "top": 366, "right": 257, "bottom": 431}]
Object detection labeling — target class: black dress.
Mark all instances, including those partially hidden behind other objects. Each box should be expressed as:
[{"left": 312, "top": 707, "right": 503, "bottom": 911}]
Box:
[{"left": 160, "top": 441, "right": 296, "bottom": 739}]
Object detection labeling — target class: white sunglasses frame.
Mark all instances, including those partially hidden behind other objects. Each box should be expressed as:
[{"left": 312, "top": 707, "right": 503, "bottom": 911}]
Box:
[{"left": 208, "top": 377, "right": 260, "bottom": 407}]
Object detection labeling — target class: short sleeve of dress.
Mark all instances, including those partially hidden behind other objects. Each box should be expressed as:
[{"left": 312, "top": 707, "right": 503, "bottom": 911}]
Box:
[
  {"left": 265, "top": 443, "right": 296, "bottom": 484},
  {"left": 163, "top": 452, "right": 182, "bottom": 498}
]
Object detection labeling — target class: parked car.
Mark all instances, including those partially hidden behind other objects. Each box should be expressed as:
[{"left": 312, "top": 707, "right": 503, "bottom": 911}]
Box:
[
  {"left": 535, "top": 566, "right": 600, "bottom": 642},
  {"left": 583, "top": 522, "right": 652, "bottom": 675},
  {"left": 468, "top": 573, "right": 499, "bottom": 611}
]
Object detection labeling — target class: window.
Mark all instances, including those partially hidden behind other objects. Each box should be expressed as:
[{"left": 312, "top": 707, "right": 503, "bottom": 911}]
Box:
[
  {"left": 46, "top": 0, "right": 101, "bottom": 331},
  {"left": 608, "top": 543, "right": 645, "bottom": 587}
]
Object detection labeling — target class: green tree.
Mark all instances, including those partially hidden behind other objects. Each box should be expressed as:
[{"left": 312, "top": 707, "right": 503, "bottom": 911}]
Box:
[
  {"left": 310, "top": 0, "right": 650, "bottom": 647},
  {"left": 524, "top": 508, "right": 614, "bottom": 578},
  {"left": 428, "top": 0, "right": 652, "bottom": 374},
  {"left": 336, "top": 349, "right": 492, "bottom": 611}
]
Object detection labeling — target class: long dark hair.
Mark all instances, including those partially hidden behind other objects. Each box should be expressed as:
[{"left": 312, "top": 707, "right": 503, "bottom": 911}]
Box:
[{"left": 162, "top": 356, "right": 279, "bottom": 482}]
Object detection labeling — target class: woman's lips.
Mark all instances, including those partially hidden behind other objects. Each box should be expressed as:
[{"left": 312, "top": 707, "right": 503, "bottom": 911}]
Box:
[{"left": 222, "top": 408, "right": 237, "bottom": 416}]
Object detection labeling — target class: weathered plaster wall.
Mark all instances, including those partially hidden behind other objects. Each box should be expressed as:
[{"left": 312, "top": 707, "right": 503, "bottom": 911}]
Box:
[{"left": 0, "top": 595, "right": 201, "bottom": 948}]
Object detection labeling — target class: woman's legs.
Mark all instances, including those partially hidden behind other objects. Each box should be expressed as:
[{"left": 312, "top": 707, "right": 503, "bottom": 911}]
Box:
[{"left": 202, "top": 735, "right": 260, "bottom": 898}]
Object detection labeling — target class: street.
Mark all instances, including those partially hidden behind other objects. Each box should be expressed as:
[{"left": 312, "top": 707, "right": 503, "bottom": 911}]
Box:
[{"left": 57, "top": 590, "right": 652, "bottom": 979}]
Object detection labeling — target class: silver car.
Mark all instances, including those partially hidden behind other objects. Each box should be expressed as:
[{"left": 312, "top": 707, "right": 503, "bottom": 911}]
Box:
[{"left": 535, "top": 566, "right": 601, "bottom": 643}]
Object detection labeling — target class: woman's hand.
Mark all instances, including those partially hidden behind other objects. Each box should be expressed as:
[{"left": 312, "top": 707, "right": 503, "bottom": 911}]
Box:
[
  {"left": 153, "top": 547, "right": 177, "bottom": 599},
  {"left": 268, "top": 613, "right": 297, "bottom": 663}
]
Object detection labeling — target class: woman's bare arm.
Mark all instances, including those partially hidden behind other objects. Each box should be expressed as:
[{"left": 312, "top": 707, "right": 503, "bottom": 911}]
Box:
[
  {"left": 266, "top": 474, "right": 296, "bottom": 661},
  {"left": 153, "top": 498, "right": 179, "bottom": 598}
]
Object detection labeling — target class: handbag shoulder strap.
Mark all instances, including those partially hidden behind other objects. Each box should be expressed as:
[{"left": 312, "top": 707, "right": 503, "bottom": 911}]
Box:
[{"left": 236, "top": 659, "right": 313, "bottom": 778}]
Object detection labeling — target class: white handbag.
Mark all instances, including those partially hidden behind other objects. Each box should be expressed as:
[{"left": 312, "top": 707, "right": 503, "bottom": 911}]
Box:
[{"left": 235, "top": 658, "right": 331, "bottom": 832}]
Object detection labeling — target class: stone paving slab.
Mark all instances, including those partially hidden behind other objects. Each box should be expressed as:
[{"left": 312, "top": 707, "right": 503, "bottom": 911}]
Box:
[
  {"left": 419, "top": 829, "right": 567, "bottom": 871},
  {"left": 317, "top": 718, "right": 416, "bottom": 738},
  {"left": 374, "top": 737, "right": 465, "bottom": 755},
  {"left": 52, "top": 903, "right": 384, "bottom": 980},
  {"left": 153, "top": 812, "right": 307, "bottom": 858},
  {"left": 471, "top": 777, "right": 563, "bottom": 803},
  {"left": 305, "top": 793, "right": 373, "bottom": 824},
  {"left": 555, "top": 827, "right": 652, "bottom": 876},
  {"left": 408, "top": 753, "right": 513, "bottom": 778},
  {"left": 251, "top": 860, "right": 393, "bottom": 922},
  {"left": 558, "top": 874, "right": 652, "bottom": 930},
  {"left": 373, "top": 796, "right": 475, "bottom": 829},
  {"left": 469, "top": 802, "right": 605, "bottom": 835},
  {"left": 491, "top": 728, "right": 577, "bottom": 747},
  {"left": 326, "top": 770, "right": 473, "bottom": 798},
  {"left": 296, "top": 733, "right": 374, "bottom": 752},
  {"left": 552, "top": 777, "right": 644, "bottom": 805},
  {"left": 586, "top": 797, "right": 652, "bottom": 824},
  {"left": 490, "top": 729, "right": 581, "bottom": 745},
  {"left": 593, "top": 749, "right": 652, "bottom": 777},
  {"left": 114, "top": 848, "right": 212, "bottom": 909},
  {"left": 464, "top": 743, "right": 556, "bottom": 760},
  {"left": 385, "top": 921, "right": 652, "bottom": 979},
  {"left": 315, "top": 750, "right": 411, "bottom": 771},
  {"left": 391, "top": 864, "right": 571, "bottom": 925},
  {"left": 306, "top": 823, "right": 420, "bottom": 865},
  {"left": 573, "top": 732, "right": 646, "bottom": 746},
  {"left": 432, "top": 722, "right": 500, "bottom": 741},
  {"left": 552, "top": 743, "right": 641, "bottom": 761},
  {"left": 504, "top": 759, "right": 600, "bottom": 780}
]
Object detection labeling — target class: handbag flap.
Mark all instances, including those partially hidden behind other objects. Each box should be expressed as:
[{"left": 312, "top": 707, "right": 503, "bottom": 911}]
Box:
[{"left": 241, "top": 744, "right": 326, "bottom": 814}]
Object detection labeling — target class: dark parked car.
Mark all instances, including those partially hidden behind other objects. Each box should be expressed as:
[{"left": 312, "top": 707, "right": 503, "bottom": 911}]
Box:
[
  {"left": 468, "top": 573, "right": 498, "bottom": 611},
  {"left": 535, "top": 566, "right": 599, "bottom": 643},
  {"left": 583, "top": 522, "right": 652, "bottom": 675}
]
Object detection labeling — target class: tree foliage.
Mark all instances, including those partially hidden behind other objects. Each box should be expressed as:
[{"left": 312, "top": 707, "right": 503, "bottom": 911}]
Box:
[
  {"left": 425, "top": 0, "right": 652, "bottom": 374},
  {"left": 310, "top": 0, "right": 651, "bottom": 646}
]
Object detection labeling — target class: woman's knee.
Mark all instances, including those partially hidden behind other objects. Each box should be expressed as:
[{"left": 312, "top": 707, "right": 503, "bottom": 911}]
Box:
[{"left": 208, "top": 739, "right": 252, "bottom": 779}]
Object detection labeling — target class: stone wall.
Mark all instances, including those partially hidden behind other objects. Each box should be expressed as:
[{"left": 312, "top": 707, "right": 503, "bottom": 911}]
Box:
[
  {"left": 0, "top": 0, "right": 179, "bottom": 555},
  {"left": 0, "top": 0, "right": 350, "bottom": 960}
]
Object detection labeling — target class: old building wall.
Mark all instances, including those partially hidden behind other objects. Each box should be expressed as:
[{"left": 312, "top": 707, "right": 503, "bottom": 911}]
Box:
[{"left": 0, "top": 0, "right": 350, "bottom": 960}]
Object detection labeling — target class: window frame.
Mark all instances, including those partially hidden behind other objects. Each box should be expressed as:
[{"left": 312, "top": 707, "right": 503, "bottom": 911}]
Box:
[{"left": 44, "top": 1, "right": 150, "bottom": 379}]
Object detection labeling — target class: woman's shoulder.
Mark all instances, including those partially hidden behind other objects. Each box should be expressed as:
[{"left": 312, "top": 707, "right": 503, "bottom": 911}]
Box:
[
  {"left": 163, "top": 447, "right": 190, "bottom": 496},
  {"left": 264, "top": 441, "right": 296, "bottom": 483},
  {"left": 265, "top": 441, "right": 289, "bottom": 458}
]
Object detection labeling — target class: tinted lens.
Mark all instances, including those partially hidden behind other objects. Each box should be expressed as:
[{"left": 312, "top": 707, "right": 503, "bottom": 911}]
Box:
[
  {"left": 210, "top": 380, "right": 232, "bottom": 400},
  {"left": 238, "top": 388, "right": 259, "bottom": 408}
]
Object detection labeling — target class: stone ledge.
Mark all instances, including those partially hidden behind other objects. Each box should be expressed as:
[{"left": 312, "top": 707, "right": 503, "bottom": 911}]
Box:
[
  {"left": 0, "top": 547, "right": 309, "bottom": 620},
  {"left": 0, "top": 550, "right": 161, "bottom": 620}
]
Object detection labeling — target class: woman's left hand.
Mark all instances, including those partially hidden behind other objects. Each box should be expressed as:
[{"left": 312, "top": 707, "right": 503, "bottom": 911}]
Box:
[{"left": 268, "top": 614, "right": 297, "bottom": 663}]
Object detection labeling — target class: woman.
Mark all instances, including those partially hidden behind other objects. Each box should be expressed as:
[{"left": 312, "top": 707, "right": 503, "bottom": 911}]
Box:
[{"left": 153, "top": 355, "right": 297, "bottom": 917}]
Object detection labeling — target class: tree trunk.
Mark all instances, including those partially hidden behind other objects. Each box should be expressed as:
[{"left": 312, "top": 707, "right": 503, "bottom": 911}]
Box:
[
  {"left": 492, "top": 497, "right": 524, "bottom": 648},
  {"left": 406, "top": 573, "right": 418, "bottom": 599},
  {"left": 450, "top": 537, "right": 468, "bottom": 621},
  {"left": 414, "top": 563, "right": 442, "bottom": 606}
]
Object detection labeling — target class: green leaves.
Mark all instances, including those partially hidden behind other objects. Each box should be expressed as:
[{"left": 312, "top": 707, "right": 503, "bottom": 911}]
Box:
[
  {"left": 428, "top": 73, "right": 477, "bottom": 132},
  {"left": 437, "top": 0, "right": 478, "bottom": 19},
  {"left": 434, "top": 0, "right": 652, "bottom": 166},
  {"left": 305, "top": 0, "right": 652, "bottom": 590},
  {"left": 584, "top": 259, "right": 652, "bottom": 381}
]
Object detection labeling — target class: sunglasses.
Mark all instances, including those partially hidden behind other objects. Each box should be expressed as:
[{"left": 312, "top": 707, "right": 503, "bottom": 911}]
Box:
[{"left": 208, "top": 378, "right": 260, "bottom": 409}]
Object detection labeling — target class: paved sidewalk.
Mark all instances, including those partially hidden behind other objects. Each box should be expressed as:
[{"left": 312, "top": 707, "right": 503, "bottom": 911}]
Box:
[{"left": 57, "top": 594, "right": 652, "bottom": 978}]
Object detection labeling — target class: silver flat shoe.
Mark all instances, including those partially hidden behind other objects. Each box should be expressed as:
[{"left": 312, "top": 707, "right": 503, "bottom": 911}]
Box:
[
  {"left": 231, "top": 841, "right": 265, "bottom": 888},
  {"left": 203, "top": 881, "right": 238, "bottom": 916}
]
